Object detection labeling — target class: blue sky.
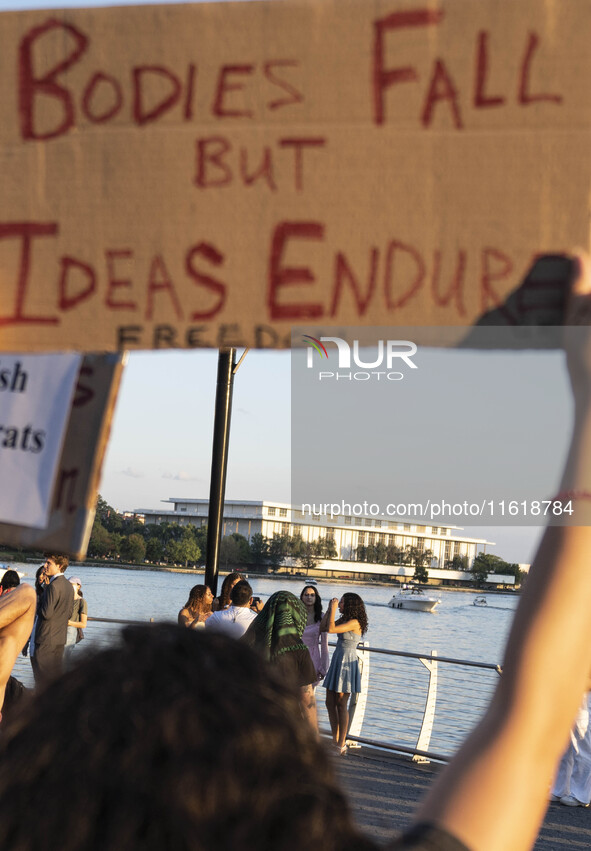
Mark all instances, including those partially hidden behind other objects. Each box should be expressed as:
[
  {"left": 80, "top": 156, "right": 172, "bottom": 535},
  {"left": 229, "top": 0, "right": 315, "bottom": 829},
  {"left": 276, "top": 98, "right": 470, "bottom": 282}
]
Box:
[{"left": 0, "top": 0, "right": 562, "bottom": 565}]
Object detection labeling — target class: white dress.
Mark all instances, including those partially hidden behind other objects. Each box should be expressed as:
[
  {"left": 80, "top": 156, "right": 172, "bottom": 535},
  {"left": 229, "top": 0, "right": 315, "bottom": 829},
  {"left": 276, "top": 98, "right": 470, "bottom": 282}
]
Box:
[{"left": 551, "top": 691, "right": 591, "bottom": 805}]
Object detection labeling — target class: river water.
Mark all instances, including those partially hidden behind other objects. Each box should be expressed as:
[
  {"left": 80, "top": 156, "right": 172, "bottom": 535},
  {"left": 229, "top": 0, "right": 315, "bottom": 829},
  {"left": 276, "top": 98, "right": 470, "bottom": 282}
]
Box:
[{"left": 12, "top": 563, "right": 519, "bottom": 757}]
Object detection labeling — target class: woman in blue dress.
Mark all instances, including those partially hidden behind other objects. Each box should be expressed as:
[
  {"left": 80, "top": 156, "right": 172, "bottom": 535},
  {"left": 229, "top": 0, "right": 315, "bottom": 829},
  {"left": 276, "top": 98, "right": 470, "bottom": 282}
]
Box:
[{"left": 323, "top": 592, "right": 368, "bottom": 754}]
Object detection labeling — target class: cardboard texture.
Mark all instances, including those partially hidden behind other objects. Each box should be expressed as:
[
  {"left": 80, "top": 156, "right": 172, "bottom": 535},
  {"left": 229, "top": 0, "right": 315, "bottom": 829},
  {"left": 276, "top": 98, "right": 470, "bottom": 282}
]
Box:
[
  {"left": 0, "top": 0, "right": 588, "bottom": 352},
  {"left": 0, "top": 353, "right": 125, "bottom": 558}
]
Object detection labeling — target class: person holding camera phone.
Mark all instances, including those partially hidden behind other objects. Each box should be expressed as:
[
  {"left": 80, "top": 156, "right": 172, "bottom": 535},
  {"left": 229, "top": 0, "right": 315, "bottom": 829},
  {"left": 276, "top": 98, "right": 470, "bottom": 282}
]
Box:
[{"left": 205, "top": 580, "right": 259, "bottom": 638}]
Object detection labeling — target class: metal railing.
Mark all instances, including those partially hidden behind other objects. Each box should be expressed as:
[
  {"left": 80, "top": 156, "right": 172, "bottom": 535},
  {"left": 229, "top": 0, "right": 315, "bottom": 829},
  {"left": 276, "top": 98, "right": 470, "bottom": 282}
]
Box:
[
  {"left": 325, "top": 641, "right": 501, "bottom": 763},
  {"left": 12, "top": 618, "right": 502, "bottom": 763}
]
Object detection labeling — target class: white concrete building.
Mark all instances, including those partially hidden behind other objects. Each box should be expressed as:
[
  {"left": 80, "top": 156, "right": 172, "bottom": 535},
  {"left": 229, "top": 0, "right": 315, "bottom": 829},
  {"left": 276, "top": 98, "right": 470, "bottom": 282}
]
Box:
[{"left": 134, "top": 498, "right": 495, "bottom": 581}]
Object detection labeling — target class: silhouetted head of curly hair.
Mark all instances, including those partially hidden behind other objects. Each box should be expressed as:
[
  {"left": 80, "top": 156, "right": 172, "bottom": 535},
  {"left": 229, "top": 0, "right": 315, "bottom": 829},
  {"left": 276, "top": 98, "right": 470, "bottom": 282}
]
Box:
[{"left": 0, "top": 625, "right": 375, "bottom": 851}]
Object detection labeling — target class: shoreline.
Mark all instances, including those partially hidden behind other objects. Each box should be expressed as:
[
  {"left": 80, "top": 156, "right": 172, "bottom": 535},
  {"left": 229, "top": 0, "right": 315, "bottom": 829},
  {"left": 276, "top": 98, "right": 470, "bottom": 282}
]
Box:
[
  {"left": 40, "top": 559, "right": 518, "bottom": 596},
  {"left": 5, "top": 554, "right": 518, "bottom": 596}
]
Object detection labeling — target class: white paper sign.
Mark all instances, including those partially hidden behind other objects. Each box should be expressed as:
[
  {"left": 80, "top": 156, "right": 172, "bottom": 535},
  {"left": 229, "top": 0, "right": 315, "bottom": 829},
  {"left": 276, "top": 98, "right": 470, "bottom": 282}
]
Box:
[{"left": 0, "top": 353, "right": 81, "bottom": 527}]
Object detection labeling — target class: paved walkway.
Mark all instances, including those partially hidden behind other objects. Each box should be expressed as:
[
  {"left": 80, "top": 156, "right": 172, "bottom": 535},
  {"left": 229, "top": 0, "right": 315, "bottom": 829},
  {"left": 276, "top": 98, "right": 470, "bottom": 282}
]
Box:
[{"left": 335, "top": 746, "right": 591, "bottom": 850}]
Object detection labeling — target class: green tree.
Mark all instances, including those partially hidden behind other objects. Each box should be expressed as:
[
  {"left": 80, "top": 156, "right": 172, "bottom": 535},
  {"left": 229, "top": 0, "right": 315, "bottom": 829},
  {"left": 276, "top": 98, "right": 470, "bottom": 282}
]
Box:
[
  {"left": 176, "top": 528, "right": 201, "bottom": 567},
  {"left": 414, "top": 564, "right": 429, "bottom": 583},
  {"left": 219, "top": 534, "right": 250, "bottom": 568},
  {"left": 385, "top": 545, "right": 404, "bottom": 565},
  {"left": 166, "top": 540, "right": 185, "bottom": 565},
  {"left": 471, "top": 552, "right": 521, "bottom": 586},
  {"left": 287, "top": 534, "right": 303, "bottom": 558},
  {"left": 95, "top": 494, "right": 112, "bottom": 526},
  {"left": 315, "top": 536, "right": 337, "bottom": 559},
  {"left": 445, "top": 554, "right": 470, "bottom": 571},
  {"left": 355, "top": 545, "right": 367, "bottom": 562},
  {"left": 268, "top": 534, "right": 289, "bottom": 569},
  {"left": 501, "top": 562, "right": 523, "bottom": 584},
  {"left": 365, "top": 544, "right": 377, "bottom": 563},
  {"left": 88, "top": 521, "right": 113, "bottom": 558},
  {"left": 249, "top": 533, "right": 269, "bottom": 566},
  {"left": 145, "top": 537, "right": 164, "bottom": 563},
  {"left": 120, "top": 533, "right": 146, "bottom": 564},
  {"left": 403, "top": 545, "right": 421, "bottom": 566},
  {"left": 375, "top": 542, "right": 387, "bottom": 564},
  {"left": 297, "top": 541, "right": 319, "bottom": 572},
  {"left": 416, "top": 548, "right": 435, "bottom": 568},
  {"left": 471, "top": 552, "right": 497, "bottom": 586},
  {"left": 193, "top": 525, "right": 208, "bottom": 554}
]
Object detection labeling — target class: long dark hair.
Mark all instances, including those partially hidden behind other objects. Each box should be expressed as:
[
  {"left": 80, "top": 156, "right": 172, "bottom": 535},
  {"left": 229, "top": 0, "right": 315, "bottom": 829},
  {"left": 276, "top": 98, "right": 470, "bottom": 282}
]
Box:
[
  {"left": 184, "top": 585, "right": 211, "bottom": 617},
  {"left": 217, "top": 572, "right": 242, "bottom": 610},
  {"left": 336, "top": 593, "right": 368, "bottom": 635},
  {"left": 34, "top": 567, "right": 48, "bottom": 612},
  {"left": 300, "top": 585, "right": 323, "bottom": 623}
]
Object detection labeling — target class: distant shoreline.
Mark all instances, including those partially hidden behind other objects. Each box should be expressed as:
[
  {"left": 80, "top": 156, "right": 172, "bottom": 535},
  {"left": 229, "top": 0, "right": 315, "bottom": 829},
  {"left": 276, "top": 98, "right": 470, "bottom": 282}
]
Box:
[{"left": 6, "top": 557, "right": 518, "bottom": 595}]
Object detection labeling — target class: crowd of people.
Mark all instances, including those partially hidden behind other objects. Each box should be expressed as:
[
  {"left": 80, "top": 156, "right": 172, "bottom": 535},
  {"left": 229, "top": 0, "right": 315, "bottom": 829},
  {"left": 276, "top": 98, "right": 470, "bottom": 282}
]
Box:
[
  {"left": 0, "top": 556, "right": 87, "bottom": 719},
  {"left": 177, "top": 578, "right": 368, "bottom": 741},
  {"left": 1, "top": 252, "right": 591, "bottom": 849}
]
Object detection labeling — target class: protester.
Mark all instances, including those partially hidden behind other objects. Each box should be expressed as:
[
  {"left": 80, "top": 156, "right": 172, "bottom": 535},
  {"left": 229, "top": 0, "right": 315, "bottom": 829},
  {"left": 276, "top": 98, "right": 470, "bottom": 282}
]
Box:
[
  {"left": 324, "top": 592, "right": 368, "bottom": 754},
  {"left": 1, "top": 254, "right": 591, "bottom": 850},
  {"left": 31, "top": 555, "right": 74, "bottom": 687},
  {"left": 211, "top": 571, "right": 242, "bottom": 611},
  {"left": 205, "top": 580, "right": 258, "bottom": 637},
  {"left": 244, "top": 590, "right": 318, "bottom": 729},
  {"left": 65, "top": 578, "right": 88, "bottom": 658},
  {"left": 300, "top": 585, "right": 329, "bottom": 687},
  {"left": 178, "top": 584, "right": 213, "bottom": 628}
]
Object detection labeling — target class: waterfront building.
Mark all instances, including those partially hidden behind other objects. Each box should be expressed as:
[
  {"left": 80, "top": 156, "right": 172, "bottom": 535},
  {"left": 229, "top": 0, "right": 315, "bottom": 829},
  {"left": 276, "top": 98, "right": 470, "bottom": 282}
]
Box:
[{"left": 134, "top": 498, "right": 499, "bottom": 585}]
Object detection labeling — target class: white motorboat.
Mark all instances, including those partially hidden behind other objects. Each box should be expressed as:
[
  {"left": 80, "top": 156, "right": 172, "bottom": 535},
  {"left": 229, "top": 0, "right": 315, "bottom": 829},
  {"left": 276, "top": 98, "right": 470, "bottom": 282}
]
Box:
[
  {"left": 388, "top": 587, "right": 440, "bottom": 613},
  {"left": 473, "top": 596, "right": 488, "bottom": 607}
]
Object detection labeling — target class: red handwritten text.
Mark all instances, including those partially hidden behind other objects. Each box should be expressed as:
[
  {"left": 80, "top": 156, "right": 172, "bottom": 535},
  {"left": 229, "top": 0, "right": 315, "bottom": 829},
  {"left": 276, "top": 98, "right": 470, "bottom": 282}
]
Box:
[
  {"left": 19, "top": 19, "right": 304, "bottom": 141},
  {"left": 373, "top": 9, "right": 563, "bottom": 127}
]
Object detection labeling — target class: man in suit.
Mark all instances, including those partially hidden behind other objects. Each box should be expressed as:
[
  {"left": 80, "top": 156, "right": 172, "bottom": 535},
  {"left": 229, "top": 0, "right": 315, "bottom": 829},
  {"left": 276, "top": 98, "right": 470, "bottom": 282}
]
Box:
[{"left": 31, "top": 555, "right": 74, "bottom": 687}]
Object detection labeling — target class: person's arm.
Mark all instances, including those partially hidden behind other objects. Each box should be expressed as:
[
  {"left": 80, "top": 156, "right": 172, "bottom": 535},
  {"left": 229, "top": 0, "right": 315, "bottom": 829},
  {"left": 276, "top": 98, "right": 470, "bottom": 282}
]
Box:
[
  {"left": 319, "top": 628, "right": 330, "bottom": 677},
  {"left": 178, "top": 608, "right": 196, "bottom": 628},
  {"left": 69, "top": 600, "right": 87, "bottom": 629},
  {"left": 0, "top": 584, "right": 36, "bottom": 629},
  {"left": 325, "top": 598, "right": 360, "bottom": 634},
  {"left": 413, "top": 253, "right": 591, "bottom": 851}
]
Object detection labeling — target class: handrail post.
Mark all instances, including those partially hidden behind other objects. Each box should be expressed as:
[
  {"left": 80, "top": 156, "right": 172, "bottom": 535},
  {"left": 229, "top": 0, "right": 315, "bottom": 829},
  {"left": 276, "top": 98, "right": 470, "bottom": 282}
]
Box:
[
  {"left": 347, "top": 640, "right": 370, "bottom": 747},
  {"left": 413, "top": 649, "right": 438, "bottom": 763}
]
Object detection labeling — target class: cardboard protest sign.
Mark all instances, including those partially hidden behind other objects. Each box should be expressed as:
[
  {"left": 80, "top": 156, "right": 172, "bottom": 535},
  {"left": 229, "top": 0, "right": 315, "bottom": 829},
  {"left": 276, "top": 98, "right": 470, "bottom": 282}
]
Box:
[
  {"left": 0, "top": 0, "right": 588, "bottom": 353},
  {"left": 0, "top": 354, "right": 81, "bottom": 527},
  {"left": 0, "top": 353, "right": 125, "bottom": 558}
]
